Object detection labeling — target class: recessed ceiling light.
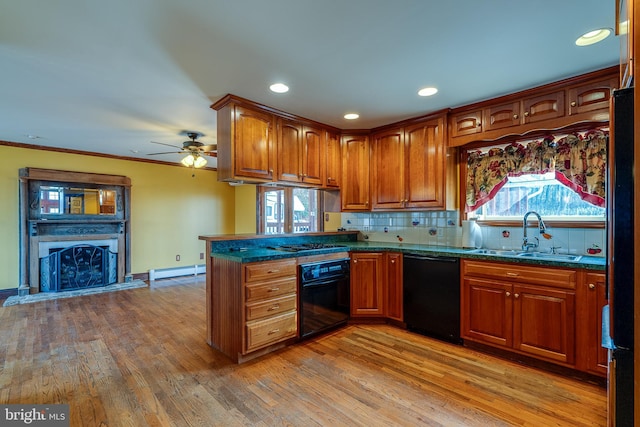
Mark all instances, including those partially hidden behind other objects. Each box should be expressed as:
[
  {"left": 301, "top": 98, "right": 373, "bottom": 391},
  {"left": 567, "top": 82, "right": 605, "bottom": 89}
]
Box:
[
  {"left": 269, "top": 83, "right": 289, "bottom": 93},
  {"left": 26, "top": 134, "right": 42, "bottom": 139},
  {"left": 418, "top": 87, "right": 438, "bottom": 97},
  {"left": 575, "top": 28, "right": 611, "bottom": 46},
  {"left": 344, "top": 113, "right": 359, "bottom": 120}
]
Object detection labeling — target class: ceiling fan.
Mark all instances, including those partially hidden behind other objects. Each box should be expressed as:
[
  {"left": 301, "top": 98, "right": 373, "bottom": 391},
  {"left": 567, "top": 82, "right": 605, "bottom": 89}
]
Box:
[{"left": 148, "top": 132, "right": 217, "bottom": 168}]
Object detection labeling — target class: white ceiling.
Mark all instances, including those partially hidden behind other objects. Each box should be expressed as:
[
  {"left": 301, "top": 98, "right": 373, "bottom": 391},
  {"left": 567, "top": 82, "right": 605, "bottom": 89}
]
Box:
[{"left": 0, "top": 0, "right": 619, "bottom": 168}]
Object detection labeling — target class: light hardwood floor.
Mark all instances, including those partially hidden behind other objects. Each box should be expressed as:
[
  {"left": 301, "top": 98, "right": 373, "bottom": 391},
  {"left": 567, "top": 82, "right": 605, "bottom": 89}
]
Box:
[{"left": 0, "top": 276, "right": 606, "bottom": 426}]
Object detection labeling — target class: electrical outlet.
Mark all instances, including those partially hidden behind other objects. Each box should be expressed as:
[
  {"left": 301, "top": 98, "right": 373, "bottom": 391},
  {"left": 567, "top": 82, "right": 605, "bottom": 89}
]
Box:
[
  {"left": 200, "top": 252, "right": 204, "bottom": 259},
  {"left": 176, "top": 255, "right": 180, "bottom": 261}
]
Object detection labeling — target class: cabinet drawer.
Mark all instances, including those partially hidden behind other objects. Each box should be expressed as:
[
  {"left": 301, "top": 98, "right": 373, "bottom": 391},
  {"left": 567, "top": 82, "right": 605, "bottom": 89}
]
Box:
[
  {"left": 245, "top": 277, "right": 297, "bottom": 301},
  {"left": 244, "top": 259, "right": 297, "bottom": 282},
  {"left": 245, "top": 311, "right": 297, "bottom": 352},
  {"left": 462, "top": 260, "right": 576, "bottom": 289},
  {"left": 246, "top": 294, "right": 297, "bottom": 321}
]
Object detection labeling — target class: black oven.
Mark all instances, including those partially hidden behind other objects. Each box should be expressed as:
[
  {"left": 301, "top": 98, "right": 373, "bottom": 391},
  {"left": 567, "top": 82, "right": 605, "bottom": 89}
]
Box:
[{"left": 299, "top": 258, "right": 350, "bottom": 339}]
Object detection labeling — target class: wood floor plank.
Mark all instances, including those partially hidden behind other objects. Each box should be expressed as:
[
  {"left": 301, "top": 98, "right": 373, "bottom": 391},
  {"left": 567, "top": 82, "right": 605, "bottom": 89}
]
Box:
[{"left": 0, "top": 276, "right": 606, "bottom": 426}]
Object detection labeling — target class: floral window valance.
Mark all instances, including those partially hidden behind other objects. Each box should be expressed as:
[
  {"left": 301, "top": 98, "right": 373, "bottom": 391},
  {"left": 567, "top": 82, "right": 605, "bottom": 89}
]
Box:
[{"left": 465, "top": 129, "right": 608, "bottom": 212}]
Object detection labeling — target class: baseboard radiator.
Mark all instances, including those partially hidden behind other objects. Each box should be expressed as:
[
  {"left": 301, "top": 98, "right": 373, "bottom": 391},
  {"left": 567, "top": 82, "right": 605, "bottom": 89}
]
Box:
[{"left": 148, "top": 264, "right": 205, "bottom": 281}]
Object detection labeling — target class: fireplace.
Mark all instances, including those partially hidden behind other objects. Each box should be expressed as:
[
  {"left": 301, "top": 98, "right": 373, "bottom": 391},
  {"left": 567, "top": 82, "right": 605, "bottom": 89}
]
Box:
[
  {"left": 18, "top": 168, "right": 132, "bottom": 296},
  {"left": 40, "top": 242, "right": 118, "bottom": 292}
]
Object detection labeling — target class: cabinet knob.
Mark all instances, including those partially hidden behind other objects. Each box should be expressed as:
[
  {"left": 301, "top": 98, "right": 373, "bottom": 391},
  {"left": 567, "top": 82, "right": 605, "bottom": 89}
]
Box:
[
  {"left": 353, "top": 259, "right": 358, "bottom": 263},
  {"left": 524, "top": 111, "right": 530, "bottom": 117},
  {"left": 513, "top": 114, "right": 519, "bottom": 120},
  {"left": 506, "top": 291, "right": 511, "bottom": 297},
  {"left": 514, "top": 293, "right": 520, "bottom": 299},
  {"left": 269, "top": 169, "right": 274, "bottom": 173},
  {"left": 391, "top": 259, "right": 395, "bottom": 264},
  {"left": 571, "top": 101, "right": 577, "bottom": 107},
  {"left": 588, "top": 283, "right": 596, "bottom": 290},
  {"left": 477, "top": 122, "right": 482, "bottom": 127}
]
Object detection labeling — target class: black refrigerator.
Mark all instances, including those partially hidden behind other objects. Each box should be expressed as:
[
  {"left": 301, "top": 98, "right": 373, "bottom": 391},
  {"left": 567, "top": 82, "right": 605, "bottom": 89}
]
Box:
[{"left": 606, "top": 86, "right": 634, "bottom": 426}]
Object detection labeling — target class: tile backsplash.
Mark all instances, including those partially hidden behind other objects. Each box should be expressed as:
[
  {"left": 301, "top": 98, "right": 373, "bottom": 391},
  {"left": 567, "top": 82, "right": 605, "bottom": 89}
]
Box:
[{"left": 338, "top": 211, "right": 606, "bottom": 257}]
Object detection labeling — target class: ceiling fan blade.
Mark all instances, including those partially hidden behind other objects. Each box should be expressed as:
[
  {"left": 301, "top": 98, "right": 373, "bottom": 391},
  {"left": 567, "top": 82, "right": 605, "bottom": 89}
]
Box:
[
  {"left": 150, "top": 141, "right": 183, "bottom": 149},
  {"left": 147, "top": 151, "right": 184, "bottom": 155},
  {"left": 200, "top": 144, "right": 217, "bottom": 152}
]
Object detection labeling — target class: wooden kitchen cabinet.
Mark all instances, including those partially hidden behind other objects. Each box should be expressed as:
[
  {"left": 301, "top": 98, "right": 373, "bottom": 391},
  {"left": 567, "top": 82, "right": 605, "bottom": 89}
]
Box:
[
  {"left": 576, "top": 271, "right": 608, "bottom": 376},
  {"left": 207, "top": 257, "right": 297, "bottom": 363},
  {"left": 448, "top": 67, "right": 618, "bottom": 147},
  {"left": 341, "top": 134, "right": 370, "bottom": 211},
  {"left": 213, "top": 97, "right": 277, "bottom": 182},
  {"left": 461, "top": 260, "right": 576, "bottom": 366},
  {"left": 277, "top": 119, "right": 324, "bottom": 185},
  {"left": 371, "top": 115, "right": 446, "bottom": 210},
  {"left": 325, "top": 131, "right": 341, "bottom": 188},
  {"left": 567, "top": 76, "right": 618, "bottom": 117},
  {"left": 385, "top": 252, "right": 403, "bottom": 322},
  {"left": 350, "top": 252, "right": 385, "bottom": 316}
]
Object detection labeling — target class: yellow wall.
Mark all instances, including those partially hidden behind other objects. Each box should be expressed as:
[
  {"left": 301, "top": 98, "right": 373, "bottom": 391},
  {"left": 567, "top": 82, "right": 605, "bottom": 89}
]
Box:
[
  {"left": 0, "top": 144, "right": 246, "bottom": 290},
  {"left": 234, "top": 184, "right": 257, "bottom": 233}
]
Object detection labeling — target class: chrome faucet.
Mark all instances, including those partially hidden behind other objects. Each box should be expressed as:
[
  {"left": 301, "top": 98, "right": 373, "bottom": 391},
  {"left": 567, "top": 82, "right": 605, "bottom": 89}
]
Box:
[{"left": 522, "top": 211, "right": 546, "bottom": 251}]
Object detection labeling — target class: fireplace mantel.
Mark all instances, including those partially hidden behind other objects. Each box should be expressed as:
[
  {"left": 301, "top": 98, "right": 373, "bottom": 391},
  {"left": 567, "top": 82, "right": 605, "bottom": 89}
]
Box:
[{"left": 18, "top": 168, "right": 132, "bottom": 295}]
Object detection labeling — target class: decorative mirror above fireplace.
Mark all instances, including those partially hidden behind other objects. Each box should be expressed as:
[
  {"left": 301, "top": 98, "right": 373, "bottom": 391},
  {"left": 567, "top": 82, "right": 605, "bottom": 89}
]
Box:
[{"left": 18, "top": 168, "right": 132, "bottom": 296}]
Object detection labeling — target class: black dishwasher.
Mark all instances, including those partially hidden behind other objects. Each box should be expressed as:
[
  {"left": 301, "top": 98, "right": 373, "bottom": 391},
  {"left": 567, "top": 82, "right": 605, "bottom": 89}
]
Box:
[{"left": 403, "top": 254, "right": 461, "bottom": 344}]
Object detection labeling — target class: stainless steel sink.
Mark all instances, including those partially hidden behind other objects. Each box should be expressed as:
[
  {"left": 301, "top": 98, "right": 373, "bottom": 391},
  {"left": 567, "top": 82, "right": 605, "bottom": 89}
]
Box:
[
  {"left": 466, "top": 248, "right": 582, "bottom": 262},
  {"left": 466, "top": 249, "right": 520, "bottom": 257},
  {"left": 516, "top": 252, "right": 583, "bottom": 262}
]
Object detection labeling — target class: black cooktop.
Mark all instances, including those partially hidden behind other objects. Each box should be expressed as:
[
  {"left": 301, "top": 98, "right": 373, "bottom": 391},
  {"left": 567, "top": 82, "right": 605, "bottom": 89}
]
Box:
[{"left": 269, "top": 243, "right": 348, "bottom": 252}]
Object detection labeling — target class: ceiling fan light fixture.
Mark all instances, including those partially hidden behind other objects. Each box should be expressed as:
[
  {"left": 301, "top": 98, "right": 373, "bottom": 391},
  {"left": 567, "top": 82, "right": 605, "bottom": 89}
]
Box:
[
  {"left": 193, "top": 155, "right": 207, "bottom": 168},
  {"left": 181, "top": 154, "right": 195, "bottom": 167}
]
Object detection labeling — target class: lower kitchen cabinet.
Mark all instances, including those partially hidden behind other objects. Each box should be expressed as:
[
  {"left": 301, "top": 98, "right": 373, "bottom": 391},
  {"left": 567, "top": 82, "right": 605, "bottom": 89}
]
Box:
[
  {"left": 461, "top": 260, "right": 577, "bottom": 366},
  {"left": 207, "top": 257, "right": 298, "bottom": 363},
  {"left": 350, "top": 251, "right": 403, "bottom": 321},
  {"left": 350, "top": 252, "right": 385, "bottom": 316},
  {"left": 385, "top": 252, "right": 403, "bottom": 321},
  {"left": 576, "top": 271, "right": 608, "bottom": 376}
]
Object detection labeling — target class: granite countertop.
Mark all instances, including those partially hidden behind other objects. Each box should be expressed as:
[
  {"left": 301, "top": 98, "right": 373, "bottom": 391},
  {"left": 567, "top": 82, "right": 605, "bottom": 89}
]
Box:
[{"left": 205, "top": 236, "right": 606, "bottom": 271}]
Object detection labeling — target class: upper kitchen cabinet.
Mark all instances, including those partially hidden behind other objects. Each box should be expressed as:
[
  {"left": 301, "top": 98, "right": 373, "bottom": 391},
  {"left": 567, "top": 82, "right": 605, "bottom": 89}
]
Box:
[
  {"left": 212, "top": 95, "right": 277, "bottom": 183},
  {"left": 371, "top": 114, "right": 447, "bottom": 210},
  {"left": 276, "top": 119, "right": 324, "bottom": 186},
  {"left": 448, "top": 66, "right": 619, "bottom": 147},
  {"left": 617, "top": 0, "right": 633, "bottom": 88},
  {"left": 325, "top": 131, "right": 341, "bottom": 188},
  {"left": 341, "top": 134, "right": 370, "bottom": 211}
]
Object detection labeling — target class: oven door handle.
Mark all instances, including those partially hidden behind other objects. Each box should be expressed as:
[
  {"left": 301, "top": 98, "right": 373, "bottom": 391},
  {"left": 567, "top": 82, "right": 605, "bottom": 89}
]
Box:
[{"left": 302, "top": 277, "right": 348, "bottom": 289}]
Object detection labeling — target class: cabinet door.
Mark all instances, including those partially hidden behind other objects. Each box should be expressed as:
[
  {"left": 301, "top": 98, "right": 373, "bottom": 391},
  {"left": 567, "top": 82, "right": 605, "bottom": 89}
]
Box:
[
  {"left": 371, "top": 129, "right": 405, "bottom": 210},
  {"left": 450, "top": 110, "right": 483, "bottom": 138},
  {"left": 512, "top": 284, "right": 575, "bottom": 364},
  {"left": 350, "top": 252, "right": 385, "bottom": 316},
  {"left": 301, "top": 125, "right": 324, "bottom": 185},
  {"left": 341, "top": 135, "right": 370, "bottom": 211},
  {"left": 233, "top": 106, "right": 276, "bottom": 180},
  {"left": 461, "top": 277, "right": 513, "bottom": 348},
  {"left": 277, "top": 119, "right": 303, "bottom": 183},
  {"left": 325, "top": 131, "right": 341, "bottom": 188},
  {"left": 567, "top": 77, "right": 617, "bottom": 116},
  {"left": 585, "top": 272, "right": 608, "bottom": 375},
  {"left": 522, "top": 90, "right": 565, "bottom": 124},
  {"left": 405, "top": 118, "right": 445, "bottom": 209},
  {"left": 386, "top": 253, "right": 403, "bottom": 321},
  {"left": 484, "top": 101, "right": 521, "bottom": 131}
]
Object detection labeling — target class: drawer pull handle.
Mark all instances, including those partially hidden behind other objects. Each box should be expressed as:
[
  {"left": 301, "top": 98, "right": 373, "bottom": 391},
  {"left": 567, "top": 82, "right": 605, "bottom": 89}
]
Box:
[
  {"left": 506, "top": 272, "right": 519, "bottom": 277},
  {"left": 268, "top": 304, "right": 280, "bottom": 311},
  {"left": 267, "top": 270, "right": 280, "bottom": 274},
  {"left": 268, "top": 287, "right": 280, "bottom": 292},
  {"left": 268, "top": 328, "right": 280, "bottom": 335}
]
